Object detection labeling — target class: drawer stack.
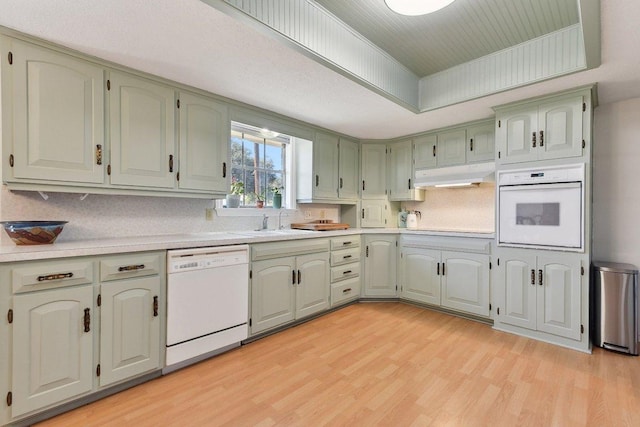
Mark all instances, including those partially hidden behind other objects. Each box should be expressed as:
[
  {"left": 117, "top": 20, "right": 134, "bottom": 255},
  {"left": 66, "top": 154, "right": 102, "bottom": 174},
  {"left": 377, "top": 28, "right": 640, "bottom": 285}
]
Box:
[{"left": 329, "top": 236, "right": 361, "bottom": 307}]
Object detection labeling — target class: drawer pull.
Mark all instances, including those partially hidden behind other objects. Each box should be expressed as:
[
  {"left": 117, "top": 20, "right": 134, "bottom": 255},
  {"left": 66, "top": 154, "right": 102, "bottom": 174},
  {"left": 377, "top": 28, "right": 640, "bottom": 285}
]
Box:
[
  {"left": 153, "top": 296, "right": 159, "bottom": 317},
  {"left": 343, "top": 270, "right": 352, "bottom": 275},
  {"left": 37, "top": 272, "right": 73, "bottom": 282},
  {"left": 83, "top": 308, "right": 91, "bottom": 333},
  {"left": 343, "top": 255, "right": 353, "bottom": 259},
  {"left": 118, "top": 264, "right": 145, "bottom": 272},
  {"left": 342, "top": 288, "right": 352, "bottom": 293},
  {"left": 342, "top": 241, "right": 352, "bottom": 246}
]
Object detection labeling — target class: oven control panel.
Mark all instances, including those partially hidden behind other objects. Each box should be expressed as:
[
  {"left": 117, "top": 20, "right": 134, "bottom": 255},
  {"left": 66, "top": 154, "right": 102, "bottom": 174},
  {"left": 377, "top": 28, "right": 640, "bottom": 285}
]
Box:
[{"left": 498, "top": 163, "right": 584, "bottom": 185}]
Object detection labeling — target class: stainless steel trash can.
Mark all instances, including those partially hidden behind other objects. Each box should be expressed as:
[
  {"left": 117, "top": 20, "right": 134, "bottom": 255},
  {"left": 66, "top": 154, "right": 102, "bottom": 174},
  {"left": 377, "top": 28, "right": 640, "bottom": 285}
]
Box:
[{"left": 591, "top": 261, "right": 638, "bottom": 355}]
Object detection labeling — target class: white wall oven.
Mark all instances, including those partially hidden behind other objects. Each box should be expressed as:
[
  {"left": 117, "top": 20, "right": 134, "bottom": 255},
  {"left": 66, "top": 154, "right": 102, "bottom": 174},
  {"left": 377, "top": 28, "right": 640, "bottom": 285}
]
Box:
[{"left": 498, "top": 164, "right": 585, "bottom": 251}]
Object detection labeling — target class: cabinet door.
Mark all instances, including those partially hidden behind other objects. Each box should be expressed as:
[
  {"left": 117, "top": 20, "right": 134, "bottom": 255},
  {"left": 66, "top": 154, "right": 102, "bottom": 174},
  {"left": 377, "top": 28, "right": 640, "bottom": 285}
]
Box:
[
  {"left": 11, "top": 40, "right": 104, "bottom": 184},
  {"left": 338, "top": 138, "right": 359, "bottom": 200},
  {"left": 109, "top": 71, "right": 175, "bottom": 188},
  {"left": 537, "top": 96, "right": 584, "bottom": 161},
  {"left": 441, "top": 251, "right": 490, "bottom": 317},
  {"left": 499, "top": 251, "right": 537, "bottom": 330},
  {"left": 363, "top": 235, "right": 397, "bottom": 297},
  {"left": 361, "top": 144, "right": 387, "bottom": 198},
  {"left": 178, "top": 92, "right": 229, "bottom": 193},
  {"left": 400, "top": 247, "right": 440, "bottom": 305},
  {"left": 361, "top": 199, "right": 387, "bottom": 228},
  {"left": 436, "top": 129, "right": 466, "bottom": 167},
  {"left": 12, "top": 285, "right": 94, "bottom": 417},
  {"left": 413, "top": 134, "right": 437, "bottom": 169},
  {"left": 99, "top": 276, "right": 161, "bottom": 387},
  {"left": 496, "top": 108, "right": 537, "bottom": 164},
  {"left": 251, "top": 257, "right": 296, "bottom": 334},
  {"left": 536, "top": 254, "right": 582, "bottom": 340},
  {"left": 389, "top": 140, "right": 413, "bottom": 201},
  {"left": 313, "top": 132, "right": 339, "bottom": 199},
  {"left": 466, "top": 122, "right": 495, "bottom": 163},
  {"left": 295, "top": 252, "right": 330, "bottom": 319}
]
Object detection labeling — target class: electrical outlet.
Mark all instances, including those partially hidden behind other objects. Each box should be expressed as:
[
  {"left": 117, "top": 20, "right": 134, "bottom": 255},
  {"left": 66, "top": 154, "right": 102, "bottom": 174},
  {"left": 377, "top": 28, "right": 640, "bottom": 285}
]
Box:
[
  {"left": 304, "top": 210, "right": 312, "bottom": 219},
  {"left": 205, "top": 208, "right": 214, "bottom": 221}
]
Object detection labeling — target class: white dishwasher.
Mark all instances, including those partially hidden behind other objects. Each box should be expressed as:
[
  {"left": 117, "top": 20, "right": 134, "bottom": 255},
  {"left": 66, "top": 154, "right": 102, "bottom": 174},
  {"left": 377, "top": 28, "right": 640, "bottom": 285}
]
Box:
[{"left": 164, "top": 245, "right": 249, "bottom": 373}]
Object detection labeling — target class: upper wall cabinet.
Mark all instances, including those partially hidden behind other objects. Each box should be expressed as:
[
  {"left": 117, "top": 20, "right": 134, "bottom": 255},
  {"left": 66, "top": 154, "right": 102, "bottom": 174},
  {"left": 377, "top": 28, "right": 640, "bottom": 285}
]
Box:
[
  {"left": 388, "top": 139, "right": 424, "bottom": 202},
  {"left": 177, "top": 91, "right": 229, "bottom": 193},
  {"left": 4, "top": 39, "right": 105, "bottom": 184},
  {"left": 495, "top": 94, "right": 586, "bottom": 165},
  {"left": 296, "top": 131, "right": 358, "bottom": 203},
  {"left": 413, "top": 120, "right": 495, "bottom": 170},
  {"left": 108, "top": 71, "right": 176, "bottom": 189},
  {"left": 361, "top": 143, "right": 387, "bottom": 199}
]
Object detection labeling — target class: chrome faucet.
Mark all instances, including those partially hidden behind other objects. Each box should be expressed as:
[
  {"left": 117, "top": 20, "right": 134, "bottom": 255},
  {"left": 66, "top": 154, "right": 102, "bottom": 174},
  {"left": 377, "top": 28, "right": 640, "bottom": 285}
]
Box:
[
  {"left": 261, "top": 214, "right": 269, "bottom": 230},
  {"left": 278, "top": 210, "right": 288, "bottom": 230}
]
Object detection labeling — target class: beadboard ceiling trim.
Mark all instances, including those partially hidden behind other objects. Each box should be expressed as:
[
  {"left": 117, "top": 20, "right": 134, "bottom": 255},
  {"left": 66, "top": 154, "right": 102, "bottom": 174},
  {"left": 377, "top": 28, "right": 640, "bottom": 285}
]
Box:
[{"left": 203, "top": 0, "right": 597, "bottom": 113}]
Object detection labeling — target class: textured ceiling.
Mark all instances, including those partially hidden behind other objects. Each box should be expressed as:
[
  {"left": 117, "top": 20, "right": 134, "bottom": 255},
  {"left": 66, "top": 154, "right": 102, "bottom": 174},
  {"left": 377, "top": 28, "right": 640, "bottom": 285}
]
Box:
[{"left": 314, "top": 0, "right": 580, "bottom": 76}]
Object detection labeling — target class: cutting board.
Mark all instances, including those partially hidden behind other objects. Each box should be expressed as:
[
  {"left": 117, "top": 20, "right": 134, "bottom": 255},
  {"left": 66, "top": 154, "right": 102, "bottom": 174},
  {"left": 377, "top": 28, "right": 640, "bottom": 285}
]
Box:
[{"left": 290, "top": 220, "right": 350, "bottom": 231}]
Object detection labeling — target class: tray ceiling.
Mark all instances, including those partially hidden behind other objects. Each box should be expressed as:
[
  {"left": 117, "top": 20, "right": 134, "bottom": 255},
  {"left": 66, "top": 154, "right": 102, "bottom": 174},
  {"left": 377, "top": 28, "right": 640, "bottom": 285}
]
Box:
[{"left": 314, "top": 0, "right": 580, "bottom": 77}]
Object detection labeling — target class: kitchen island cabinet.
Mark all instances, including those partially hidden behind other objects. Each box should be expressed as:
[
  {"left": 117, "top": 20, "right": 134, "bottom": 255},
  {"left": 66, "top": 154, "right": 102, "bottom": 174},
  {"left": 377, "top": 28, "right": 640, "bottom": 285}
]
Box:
[{"left": 250, "top": 239, "right": 330, "bottom": 335}]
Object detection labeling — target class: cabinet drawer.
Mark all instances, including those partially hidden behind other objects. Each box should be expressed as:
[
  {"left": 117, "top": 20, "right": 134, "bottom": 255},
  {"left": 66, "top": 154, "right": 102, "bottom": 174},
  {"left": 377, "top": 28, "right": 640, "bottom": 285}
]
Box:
[
  {"left": 330, "top": 247, "right": 361, "bottom": 266},
  {"left": 330, "top": 262, "right": 360, "bottom": 283},
  {"left": 12, "top": 260, "right": 94, "bottom": 294},
  {"left": 331, "top": 277, "right": 361, "bottom": 307},
  {"left": 330, "top": 236, "right": 360, "bottom": 250},
  {"left": 100, "top": 253, "right": 162, "bottom": 282}
]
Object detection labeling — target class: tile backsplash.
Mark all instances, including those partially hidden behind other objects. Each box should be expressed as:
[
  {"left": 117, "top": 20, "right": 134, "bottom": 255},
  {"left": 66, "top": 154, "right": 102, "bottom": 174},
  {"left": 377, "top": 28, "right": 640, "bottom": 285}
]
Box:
[{"left": 402, "top": 183, "right": 495, "bottom": 232}]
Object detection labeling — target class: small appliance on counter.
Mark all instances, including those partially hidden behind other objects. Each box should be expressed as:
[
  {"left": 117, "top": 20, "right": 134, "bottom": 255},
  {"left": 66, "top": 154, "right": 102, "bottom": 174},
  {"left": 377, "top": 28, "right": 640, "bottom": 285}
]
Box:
[
  {"left": 290, "top": 219, "right": 350, "bottom": 231},
  {"left": 406, "top": 211, "right": 421, "bottom": 230},
  {"left": 397, "top": 210, "right": 408, "bottom": 228}
]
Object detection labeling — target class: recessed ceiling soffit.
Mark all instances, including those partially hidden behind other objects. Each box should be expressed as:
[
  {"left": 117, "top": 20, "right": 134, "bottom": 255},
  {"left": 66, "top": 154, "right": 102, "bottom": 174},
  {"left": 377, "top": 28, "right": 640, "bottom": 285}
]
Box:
[{"left": 202, "top": 0, "right": 600, "bottom": 113}]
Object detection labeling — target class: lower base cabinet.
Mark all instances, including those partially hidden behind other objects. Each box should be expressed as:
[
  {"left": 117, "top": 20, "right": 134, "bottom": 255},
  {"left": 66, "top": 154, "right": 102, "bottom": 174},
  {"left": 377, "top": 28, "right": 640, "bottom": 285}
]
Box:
[
  {"left": 363, "top": 235, "right": 397, "bottom": 297},
  {"left": 0, "top": 252, "right": 164, "bottom": 425},
  {"left": 250, "top": 241, "right": 330, "bottom": 335},
  {"left": 398, "top": 236, "right": 491, "bottom": 318},
  {"left": 495, "top": 248, "right": 583, "bottom": 341}
]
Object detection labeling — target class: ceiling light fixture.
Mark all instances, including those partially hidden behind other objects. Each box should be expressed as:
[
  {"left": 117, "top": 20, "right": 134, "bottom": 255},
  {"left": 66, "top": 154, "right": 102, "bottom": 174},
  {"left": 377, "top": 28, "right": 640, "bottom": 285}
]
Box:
[{"left": 384, "top": 0, "right": 456, "bottom": 16}]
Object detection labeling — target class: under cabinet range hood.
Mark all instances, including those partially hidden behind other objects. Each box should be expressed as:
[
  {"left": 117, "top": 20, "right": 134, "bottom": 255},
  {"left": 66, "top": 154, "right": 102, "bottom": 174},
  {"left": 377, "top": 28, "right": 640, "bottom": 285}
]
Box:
[{"left": 414, "top": 162, "right": 495, "bottom": 188}]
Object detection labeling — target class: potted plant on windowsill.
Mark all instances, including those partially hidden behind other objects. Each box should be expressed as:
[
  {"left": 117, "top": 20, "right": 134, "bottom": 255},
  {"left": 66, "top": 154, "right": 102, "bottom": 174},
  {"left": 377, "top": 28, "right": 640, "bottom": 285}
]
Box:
[
  {"left": 255, "top": 192, "right": 264, "bottom": 208},
  {"left": 226, "top": 180, "right": 244, "bottom": 208},
  {"left": 271, "top": 185, "right": 283, "bottom": 209}
]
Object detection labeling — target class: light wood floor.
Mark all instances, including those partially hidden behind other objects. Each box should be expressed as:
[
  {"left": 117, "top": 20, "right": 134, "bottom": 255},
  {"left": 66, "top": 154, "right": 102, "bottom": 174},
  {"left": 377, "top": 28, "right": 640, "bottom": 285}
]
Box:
[{"left": 36, "top": 302, "right": 640, "bottom": 426}]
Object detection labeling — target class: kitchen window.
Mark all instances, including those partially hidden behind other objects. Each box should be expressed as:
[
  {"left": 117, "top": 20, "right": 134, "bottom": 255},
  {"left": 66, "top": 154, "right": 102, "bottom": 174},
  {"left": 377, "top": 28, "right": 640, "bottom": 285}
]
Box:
[{"left": 229, "top": 122, "right": 290, "bottom": 208}]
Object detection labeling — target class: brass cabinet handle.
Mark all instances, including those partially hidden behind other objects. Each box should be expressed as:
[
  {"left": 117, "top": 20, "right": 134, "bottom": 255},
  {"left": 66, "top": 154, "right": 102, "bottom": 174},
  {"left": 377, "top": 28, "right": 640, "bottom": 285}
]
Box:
[
  {"left": 532, "top": 132, "right": 537, "bottom": 148},
  {"left": 153, "top": 296, "right": 159, "bottom": 317},
  {"left": 96, "top": 144, "right": 102, "bottom": 165},
  {"left": 539, "top": 130, "right": 544, "bottom": 147},
  {"left": 342, "top": 288, "right": 352, "bottom": 293},
  {"left": 118, "top": 264, "right": 145, "bottom": 272},
  {"left": 37, "top": 272, "right": 74, "bottom": 282},
  {"left": 361, "top": 209, "right": 365, "bottom": 219},
  {"left": 83, "top": 308, "right": 91, "bottom": 333},
  {"left": 538, "top": 269, "right": 543, "bottom": 286},
  {"left": 222, "top": 162, "right": 227, "bottom": 178},
  {"left": 531, "top": 269, "right": 536, "bottom": 285},
  {"left": 169, "top": 154, "right": 174, "bottom": 172}
]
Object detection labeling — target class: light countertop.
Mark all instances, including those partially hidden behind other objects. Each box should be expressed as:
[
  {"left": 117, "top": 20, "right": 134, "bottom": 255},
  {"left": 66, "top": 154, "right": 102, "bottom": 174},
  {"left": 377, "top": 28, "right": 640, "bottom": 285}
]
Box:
[{"left": 0, "top": 228, "right": 495, "bottom": 263}]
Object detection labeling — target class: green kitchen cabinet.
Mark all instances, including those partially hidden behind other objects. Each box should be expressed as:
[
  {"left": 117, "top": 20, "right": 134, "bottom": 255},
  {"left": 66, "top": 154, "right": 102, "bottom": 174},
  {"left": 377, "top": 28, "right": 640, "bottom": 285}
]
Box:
[
  {"left": 250, "top": 240, "right": 330, "bottom": 335},
  {"left": 363, "top": 235, "right": 397, "bottom": 297},
  {"left": 399, "top": 247, "right": 441, "bottom": 305},
  {"left": 388, "top": 140, "right": 424, "bottom": 201},
  {"left": 440, "top": 251, "right": 490, "bottom": 317},
  {"left": 436, "top": 129, "right": 467, "bottom": 167},
  {"left": 412, "top": 134, "right": 437, "bottom": 169},
  {"left": 11, "top": 285, "right": 95, "bottom": 418},
  {"left": 495, "top": 94, "right": 585, "bottom": 164},
  {"left": 466, "top": 121, "right": 495, "bottom": 163},
  {"left": 361, "top": 143, "right": 387, "bottom": 198},
  {"left": 495, "top": 249, "right": 582, "bottom": 341},
  {"left": 338, "top": 137, "right": 359, "bottom": 200},
  {"left": 177, "top": 91, "right": 229, "bottom": 193},
  {"left": 4, "top": 39, "right": 105, "bottom": 185},
  {"left": 108, "top": 71, "right": 176, "bottom": 189},
  {"left": 360, "top": 199, "right": 388, "bottom": 228}
]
